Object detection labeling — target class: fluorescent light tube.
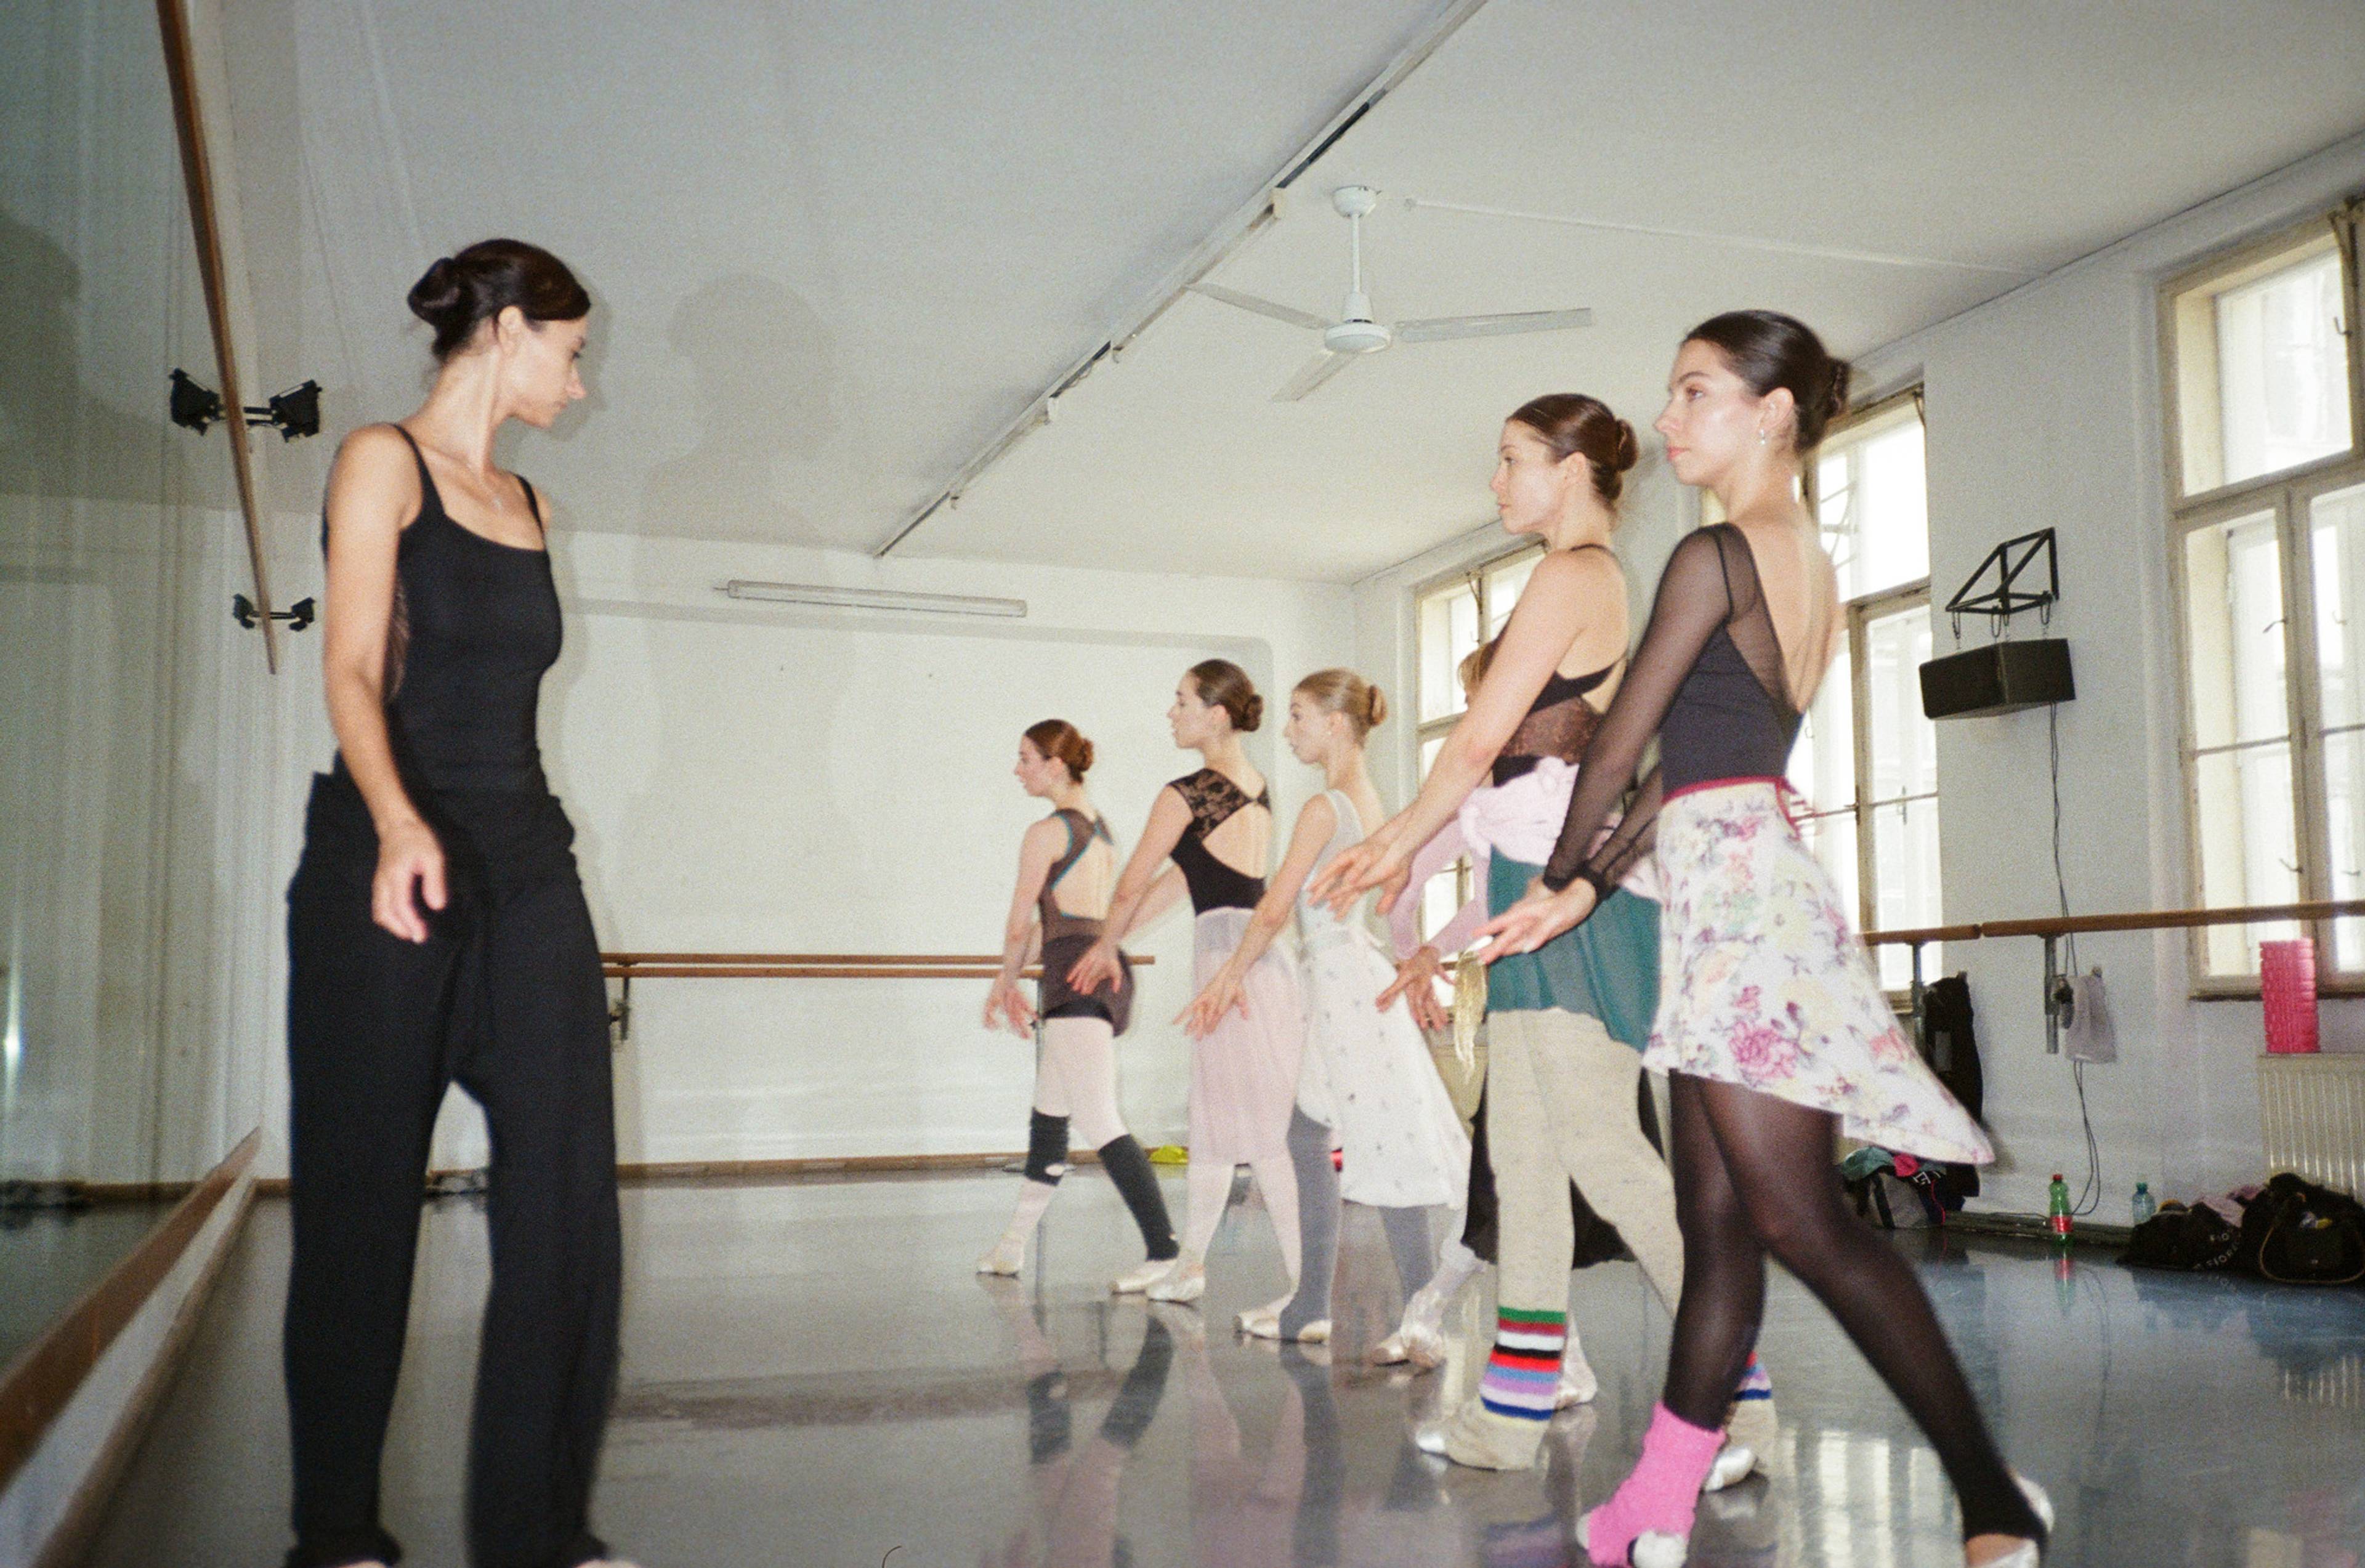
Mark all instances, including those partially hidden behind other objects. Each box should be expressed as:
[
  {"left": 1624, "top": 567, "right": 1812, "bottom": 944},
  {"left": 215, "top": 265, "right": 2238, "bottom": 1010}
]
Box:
[{"left": 720, "top": 580, "right": 1027, "bottom": 619}]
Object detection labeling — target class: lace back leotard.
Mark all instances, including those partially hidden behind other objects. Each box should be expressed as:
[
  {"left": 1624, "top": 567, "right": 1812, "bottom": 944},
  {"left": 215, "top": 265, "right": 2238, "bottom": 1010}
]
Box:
[{"left": 1169, "top": 768, "right": 1271, "bottom": 912}]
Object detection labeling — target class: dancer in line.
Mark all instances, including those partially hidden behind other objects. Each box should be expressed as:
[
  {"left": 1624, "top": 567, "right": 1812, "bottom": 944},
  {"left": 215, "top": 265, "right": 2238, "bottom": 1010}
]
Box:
[
  {"left": 1177, "top": 670, "right": 1468, "bottom": 1345},
  {"left": 1070, "top": 661, "right": 1301, "bottom": 1306},
  {"left": 285, "top": 240, "right": 633, "bottom": 1568},
  {"left": 1370, "top": 640, "right": 1660, "bottom": 1412},
  {"left": 1480, "top": 313, "right": 2045, "bottom": 1567},
  {"left": 1309, "top": 394, "right": 1771, "bottom": 1477},
  {"left": 978, "top": 721, "right": 1186, "bottom": 1290}
]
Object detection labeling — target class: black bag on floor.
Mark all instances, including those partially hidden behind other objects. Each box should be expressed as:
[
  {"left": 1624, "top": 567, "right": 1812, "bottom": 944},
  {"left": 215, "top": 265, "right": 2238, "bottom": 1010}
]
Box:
[
  {"left": 2123, "top": 1202, "right": 2244, "bottom": 1272},
  {"left": 2239, "top": 1173, "right": 2365, "bottom": 1286},
  {"left": 1919, "top": 976, "right": 1983, "bottom": 1202}
]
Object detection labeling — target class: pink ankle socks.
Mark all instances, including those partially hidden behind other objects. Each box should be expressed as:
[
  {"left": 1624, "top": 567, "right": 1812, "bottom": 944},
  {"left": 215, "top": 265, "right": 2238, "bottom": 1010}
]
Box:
[{"left": 1584, "top": 1403, "right": 1723, "bottom": 1565}]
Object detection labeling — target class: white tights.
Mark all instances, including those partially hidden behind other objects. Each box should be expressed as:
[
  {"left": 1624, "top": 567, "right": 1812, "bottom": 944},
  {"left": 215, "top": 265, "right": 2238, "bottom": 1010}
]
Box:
[
  {"left": 1177, "top": 1153, "right": 1300, "bottom": 1287},
  {"left": 1033, "top": 1016, "right": 1127, "bottom": 1147}
]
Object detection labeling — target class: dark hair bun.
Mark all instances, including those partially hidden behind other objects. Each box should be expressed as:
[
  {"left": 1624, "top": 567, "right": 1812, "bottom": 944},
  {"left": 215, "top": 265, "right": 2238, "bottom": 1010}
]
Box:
[
  {"left": 1611, "top": 419, "right": 1639, "bottom": 472},
  {"left": 1022, "top": 719, "right": 1094, "bottom": 780},
  {"left": 405, "top": 239, "right": 591, "bottom": 362},
  {"left": 1075, "top": 737, "right": 1096, "bottom": 774},
  {"left": 1239, "top": 692, "right": 1264, "bottom": 732},
  {"left": 1823, "top": 360, "right": 1853, "bottom": 429}
]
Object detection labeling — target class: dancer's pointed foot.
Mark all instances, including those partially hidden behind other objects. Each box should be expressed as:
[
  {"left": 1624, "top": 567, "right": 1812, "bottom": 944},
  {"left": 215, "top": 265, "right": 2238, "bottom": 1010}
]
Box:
[
  {"left": 1145, "top": 1263, "right": 1205, "bottom": 1303},
  {"left": 1111, "top": 1256, "right": 1175, "bottom": 1295},
  {"left": 1233, "top": 1291, "right": 1291, "bottom": 1336},
  {"left": 1412, "top": 1401, "right": 1546, "bottom": 1471},
  {"left": 976, "top": 1235, "right": 1024, "bottom": 1277},
  {"left": 1369, "top": 1322, "right": 1445, "bottom": 1367}
]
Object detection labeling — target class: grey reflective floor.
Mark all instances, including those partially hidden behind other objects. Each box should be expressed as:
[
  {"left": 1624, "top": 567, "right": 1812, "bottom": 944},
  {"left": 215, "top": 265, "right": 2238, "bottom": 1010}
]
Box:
[
  {"left": 84, "top": 1171, "right": 2365, "bottom": 1567},
  {"left": 1, "top": 1203, "right": 166, "bottom": 1367}
]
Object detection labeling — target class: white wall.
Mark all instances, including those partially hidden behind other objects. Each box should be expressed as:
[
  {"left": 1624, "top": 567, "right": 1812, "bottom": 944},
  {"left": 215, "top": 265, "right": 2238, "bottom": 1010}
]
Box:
[
  {"left": 1851, "top": 131, "right": 2365, "bottom": 1216},
  {"left": 240, "top": 530, "right": 1354, "bottom": 1176}
]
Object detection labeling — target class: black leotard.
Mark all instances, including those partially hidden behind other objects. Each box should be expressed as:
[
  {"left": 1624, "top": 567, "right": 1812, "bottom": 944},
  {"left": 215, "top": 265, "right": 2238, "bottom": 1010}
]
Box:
[{"left": 1168, "top": 769, "right": 1269, "bottom": 913}]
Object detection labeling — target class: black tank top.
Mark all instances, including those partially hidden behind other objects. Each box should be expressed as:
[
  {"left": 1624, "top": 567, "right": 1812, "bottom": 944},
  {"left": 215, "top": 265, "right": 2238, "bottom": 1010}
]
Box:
[
  {"left": 1168, "top": 769, "right": 1269, "bottom": 913},
  {"left": 329, "top": 427, "right": 562, "bottom": 794}
]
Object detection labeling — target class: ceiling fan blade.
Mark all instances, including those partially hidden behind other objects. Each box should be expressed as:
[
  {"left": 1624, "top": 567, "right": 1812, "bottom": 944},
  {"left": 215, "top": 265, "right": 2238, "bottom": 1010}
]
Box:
[
  {"left": 1272, "top": 350, "right": 1357, "bottom": 403},
  {"left": 1395, "top": 307, "right": 1594, "bottom": 345},
  {"left": 1190, "top": 283, "right": 1332, "bottom": 333}
]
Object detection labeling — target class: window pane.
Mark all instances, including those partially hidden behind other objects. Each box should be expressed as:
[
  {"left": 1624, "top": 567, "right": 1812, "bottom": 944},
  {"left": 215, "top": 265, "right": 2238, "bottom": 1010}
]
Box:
[
  {"left": 1867, "top": 796, "right": 1944, "bottom": 990},
  {"left": 2183, "top": 512, "right": 2289, "bottom": 751},
  {"left": 1864, "top": 606, "right": 1938, "bottom": 807},
  {"left": 2193, "top": 746, "right": 2303, "bottom": 975},
  {"left": 2213, "top": 249, "right": 2351, "bottom": 489},
  {"left": 1819, "top": 414, "right": 1930, "bottom": 601},
  {"left": 2313, "top": 482, "right": 2365, "bottom": 972},
  {"left": 2323, "top": 730, "right": 2365, "bottom": 973},
  {"left": 1419, "top": 585, "right": 1481, "bottom": 723},
  {"left": 1486, "top": 554, "right": 1538, "bottom": 638},
  {"left": 2176, "top": 240, "right": 2354, "bottom": 495}
]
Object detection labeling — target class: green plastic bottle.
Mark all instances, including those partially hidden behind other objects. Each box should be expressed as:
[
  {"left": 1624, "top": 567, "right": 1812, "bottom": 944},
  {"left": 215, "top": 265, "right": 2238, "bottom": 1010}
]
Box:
[{"left": 2047, "top": 1173, "right": 2072, "bottom": 1244}]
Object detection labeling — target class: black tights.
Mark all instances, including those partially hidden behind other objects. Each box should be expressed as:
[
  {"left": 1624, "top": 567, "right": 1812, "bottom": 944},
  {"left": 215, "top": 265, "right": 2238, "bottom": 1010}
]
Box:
[{"left": 1662, "top": 1073, "right": 2042, "bottom": 1545}]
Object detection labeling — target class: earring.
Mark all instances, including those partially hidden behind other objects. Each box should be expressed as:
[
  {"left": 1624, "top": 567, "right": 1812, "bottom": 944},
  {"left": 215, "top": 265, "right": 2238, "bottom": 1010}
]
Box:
[{"left": 1757, "top": 427, "right": 1768, "bottom": 445}]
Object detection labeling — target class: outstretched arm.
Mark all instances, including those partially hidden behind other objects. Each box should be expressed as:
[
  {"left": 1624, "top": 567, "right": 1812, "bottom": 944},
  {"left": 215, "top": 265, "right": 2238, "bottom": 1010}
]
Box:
[
  {"left": 1177, "top": 795, "right": 1335, "bottom": 1038},
  {"left": 1479, "top": 531, "right": 1734, "bottom": 957}
]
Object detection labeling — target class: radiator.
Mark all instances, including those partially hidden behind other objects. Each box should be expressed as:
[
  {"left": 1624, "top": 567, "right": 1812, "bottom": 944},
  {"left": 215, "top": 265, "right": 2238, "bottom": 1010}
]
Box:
[{"left": 2256, "top": 1054, "right": 2365, "bottom": 1198}]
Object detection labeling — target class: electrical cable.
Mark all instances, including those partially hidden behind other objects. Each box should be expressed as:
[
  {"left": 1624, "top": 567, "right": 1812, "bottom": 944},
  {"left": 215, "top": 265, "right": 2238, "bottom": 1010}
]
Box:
[{"left": 2051, "top": 702, "right": 2103, "bottom": 1217}]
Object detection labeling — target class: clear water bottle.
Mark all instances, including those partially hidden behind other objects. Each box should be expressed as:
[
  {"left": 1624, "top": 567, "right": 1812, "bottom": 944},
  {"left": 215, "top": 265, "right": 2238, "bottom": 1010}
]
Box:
[
  {"left": 2047, "top": 1173, "right": 2072, "bottom": 1245},
  {"left": 2132, "top": 1181, "right": 2157, "bottom": 1227}
]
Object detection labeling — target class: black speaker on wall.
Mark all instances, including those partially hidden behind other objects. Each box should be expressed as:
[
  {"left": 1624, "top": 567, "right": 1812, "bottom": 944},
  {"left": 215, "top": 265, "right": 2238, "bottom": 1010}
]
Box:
[{"left": 1919, "top": 639, "right": 2075, "bottom": 720}]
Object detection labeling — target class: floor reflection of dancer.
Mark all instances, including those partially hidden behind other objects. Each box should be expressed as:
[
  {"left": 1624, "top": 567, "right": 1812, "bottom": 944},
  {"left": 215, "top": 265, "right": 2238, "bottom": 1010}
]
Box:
[
  {"left": 1311, "top": 394, "right": 1770, "bottom": 1477},
  {"left": 1481, "top": 313, "right": 2045, "bottom": 1567},
  {"left": 979, "top": 721, "right": 1184, "bottom": 1289},
  {"left": 1069, "top": 661, "right": 1301, "bottom": 1306},
  {"left": 285, "top": 241, "right": 633, "bottom": 1568},
  {"left": 1374, "top": 640, "right": 1659, "bottom": 1410},
  {"left": 1178, "top": 669, "right": 1468, "bottom": 1345},
  {"left": 979, "top": 1285, "right": 1176, "bottom": 1568}
]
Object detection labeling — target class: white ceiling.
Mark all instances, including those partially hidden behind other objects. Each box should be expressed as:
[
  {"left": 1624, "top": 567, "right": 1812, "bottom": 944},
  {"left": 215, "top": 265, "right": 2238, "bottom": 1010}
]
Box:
[{"left": 243, "top": 0, "right": 2365, "bottom": 583}]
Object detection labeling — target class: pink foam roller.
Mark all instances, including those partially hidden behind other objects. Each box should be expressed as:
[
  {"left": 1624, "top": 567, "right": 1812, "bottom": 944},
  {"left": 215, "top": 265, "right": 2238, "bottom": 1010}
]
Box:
[{"left": 2260, "top": 939, "right": 2318, "bottom": 1055}]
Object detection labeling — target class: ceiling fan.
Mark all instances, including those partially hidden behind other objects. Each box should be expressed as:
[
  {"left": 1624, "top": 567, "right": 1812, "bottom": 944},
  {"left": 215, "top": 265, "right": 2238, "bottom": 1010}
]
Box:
[{"left": 1190, "top": 185, "right": 1594, "bottom": 402}]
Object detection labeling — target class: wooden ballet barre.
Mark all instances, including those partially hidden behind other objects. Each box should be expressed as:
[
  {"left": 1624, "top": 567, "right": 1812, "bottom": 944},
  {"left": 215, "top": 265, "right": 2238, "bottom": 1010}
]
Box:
[
  {"left": 1860, "top": 897, "right": 2365, "bottom": 1057},
  {"left": 597, "top": 950, "right": 1152, "bottom": 1041}
]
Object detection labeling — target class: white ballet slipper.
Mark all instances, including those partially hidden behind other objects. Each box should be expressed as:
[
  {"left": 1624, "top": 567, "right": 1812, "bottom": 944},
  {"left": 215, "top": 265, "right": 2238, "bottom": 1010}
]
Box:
[
  {"left": 1240, "top": 1309, "right": 1328, "bottom": 1343},
  {"left": 1707, "top": 1389, "right": 1777, "bottom": 1489},
  {"left": 1110, "top": 1257, "right": 1173, "bottom": 1295},
  {"left": 1702, "top": 1441, "right": 1757, "bottom": 1493},
  {"left": 1575, "top": 1511, "right": 1688, "bottom": 1567},
  {"left": 1554, "top": 1345, "right": 1599, "bottom": 1408},
  {"left": 976, "top": 1235, "right": 1024, "bottom": 1277},
  {"left": 1233, "top": 1291, "right": 1290, "bottom": 1335},
  {"left": 1145, "top": 1263, "right": 1205, "bottom": 1303},
  {"left": 1368, "top": 1323, "right": 1446, "bottom": 1367}
]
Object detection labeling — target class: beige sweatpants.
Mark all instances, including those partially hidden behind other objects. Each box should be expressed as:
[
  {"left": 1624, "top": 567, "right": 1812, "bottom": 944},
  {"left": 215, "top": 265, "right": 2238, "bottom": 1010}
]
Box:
[{"left": 1486, "top": 1008, "right": 1684, "bottom": 1322}]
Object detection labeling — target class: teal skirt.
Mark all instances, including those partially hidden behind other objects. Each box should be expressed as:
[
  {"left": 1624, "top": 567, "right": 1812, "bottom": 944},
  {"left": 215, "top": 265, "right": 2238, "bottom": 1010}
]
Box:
[{"left": 1485, "top": 852, "right": 1660, "bottom": 1049}]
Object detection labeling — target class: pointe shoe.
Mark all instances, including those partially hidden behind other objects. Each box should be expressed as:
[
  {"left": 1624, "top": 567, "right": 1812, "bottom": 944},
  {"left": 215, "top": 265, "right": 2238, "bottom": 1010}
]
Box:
[
  {"left": 1234, "top": 1291, "right": 1292, "bottom": 1336},
  {"left": 1554, "top": 1347, "right": 1599, "bottom": 1409},
  {"left": 1146, "top": 1263, "right": 1205, "bottom": 1303},
  {"left": 1706, "top": 1389, "right": 1777, "bottom": 1490},
  {"left": 1240, "top": 1310, "right": 1329, "bottom": 1344},
  {"left": 1575, "top": 1511, "right": 1688, "bottom": 1568},
  {"left": 1966, "top": 1478, "right": 2053, "bottom": 1567},
  {"left": 1111, "top": 1256, "right": 1174, "bottom": 1294},
  {"left": 1369, "top": 1322, "right": 1445, "bottom": 1367},
  {"left": 976, "top": 1235, "right": 1024, "bottom": 1277}
]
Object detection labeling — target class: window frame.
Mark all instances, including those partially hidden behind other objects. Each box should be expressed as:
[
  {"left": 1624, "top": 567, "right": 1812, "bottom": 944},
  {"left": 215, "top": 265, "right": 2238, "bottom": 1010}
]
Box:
[
  {"left": 2161, "top": 202, "right": 2365, "bottom": 996},
  {"left": 1807, "top": 388, "right": 1941, "bottom": 993}
]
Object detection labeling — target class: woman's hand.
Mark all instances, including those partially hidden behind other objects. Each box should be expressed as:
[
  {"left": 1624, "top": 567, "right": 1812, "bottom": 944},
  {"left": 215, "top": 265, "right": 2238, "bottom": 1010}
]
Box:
[
  {"left": 1065, "top": 939, "right": 1123, "bottom": 998},
  {"left": 371, "top": 817, "right": 447, "bottom": 944},
  {"left": 983, "top": 978, "right": 1036, "bottom": 1038},
  {"left": 1377, "top": 945, "right": 1450, "bottom": 1031},
  {"left": 1472, "top": 878, "right": 1597, "bottom": 961},
  {"left": 1307, "top": 831, "right": 1411, "bottom": 918},
  {"left": 1176, "top": 966, "right": 1248, "bottom": 1040}
]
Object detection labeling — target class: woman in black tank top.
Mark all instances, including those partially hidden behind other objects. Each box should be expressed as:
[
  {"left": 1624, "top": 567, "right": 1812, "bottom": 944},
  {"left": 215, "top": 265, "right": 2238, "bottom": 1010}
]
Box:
[
  {"left": 974, "top": 721, "right": 1179, "bottom": 1288},
  {"left": 283, "top": 241, "right": 634, "bottom": 1568}
]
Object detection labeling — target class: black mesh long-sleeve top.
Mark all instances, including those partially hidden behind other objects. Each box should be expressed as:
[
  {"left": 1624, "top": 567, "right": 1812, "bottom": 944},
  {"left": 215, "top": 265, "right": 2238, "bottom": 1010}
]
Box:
[{"left": 1540, "top": 523, "right": 1809, "bottom": 896}]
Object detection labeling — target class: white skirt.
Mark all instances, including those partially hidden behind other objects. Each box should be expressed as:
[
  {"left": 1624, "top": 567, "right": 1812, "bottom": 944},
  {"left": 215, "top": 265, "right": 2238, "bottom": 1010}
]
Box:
[
  {"left": 1296, "top": 921, "right": 1469, "bottom": 1208},
  {"left": 1188, "top": 908, "right": 1304, "bottom": 1164}
]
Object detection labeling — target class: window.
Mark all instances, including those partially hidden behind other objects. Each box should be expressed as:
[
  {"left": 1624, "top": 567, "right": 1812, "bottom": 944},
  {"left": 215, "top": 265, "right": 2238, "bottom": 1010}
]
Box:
[
  {"left": 2165, "top": 208, "right": 2365, "bottom": 988},
  {"left": 1789, "top": 397, "right": 1942, "bottom": 990},
  {"left": 1412, "top": 544, "right": 1541, "bottom": 944}
]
